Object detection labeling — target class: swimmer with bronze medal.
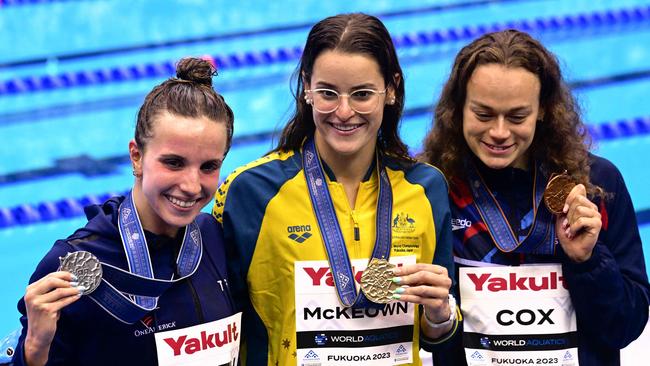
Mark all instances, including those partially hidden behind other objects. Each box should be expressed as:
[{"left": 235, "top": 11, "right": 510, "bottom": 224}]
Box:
[
  {"left": 360, "top": 171, "right": 578, "bottom": 304},
  {"left": 543, "top": 171, "right": 576, "bottom": 215},
  {"left": 361, "top": 174, "right": 578, "bottom": 304}
]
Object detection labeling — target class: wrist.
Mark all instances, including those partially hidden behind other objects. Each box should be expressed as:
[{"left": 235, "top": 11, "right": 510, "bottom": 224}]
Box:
[
  {"left": 422, "top": 294, "right": 457, "bottom": 329},
  {"left": 565, "top": 248, "right": 594, "bottom": 263},
  {"left": 25, "top": 334, "right": 50, "bottom": 366}
]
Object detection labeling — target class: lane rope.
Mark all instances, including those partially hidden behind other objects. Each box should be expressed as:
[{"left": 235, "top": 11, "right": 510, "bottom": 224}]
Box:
[{"left": 1, "top": 5, "right": 649, "bottom": 95}]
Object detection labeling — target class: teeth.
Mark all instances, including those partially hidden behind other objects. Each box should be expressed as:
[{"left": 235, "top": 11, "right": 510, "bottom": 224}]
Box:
[
  {"left": 486, "top": 143, "right": 510, "bottom": 150},
  {"left": 167, "top": 196, "right": 197, "bottom": 208},
  {"left": 332, "top": 123, "right": 360, "bottom": 132}
]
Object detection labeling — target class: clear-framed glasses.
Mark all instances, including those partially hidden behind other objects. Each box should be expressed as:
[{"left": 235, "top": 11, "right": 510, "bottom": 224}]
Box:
[{"left": 305, "top": 88, "right": 387, "bottom": 114}]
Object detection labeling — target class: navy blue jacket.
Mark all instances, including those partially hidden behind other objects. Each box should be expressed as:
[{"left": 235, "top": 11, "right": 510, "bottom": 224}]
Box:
[
  {"left": 12, "top": 196, "right": 235, "bottom": 366},
  {"left": 432, "top": 155, "right": 650, "bottom": 365}
]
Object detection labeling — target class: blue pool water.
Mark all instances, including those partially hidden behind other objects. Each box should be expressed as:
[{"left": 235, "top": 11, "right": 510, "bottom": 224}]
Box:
[{"left": 1, "top": 0, "right": 649, "bottom": 340}]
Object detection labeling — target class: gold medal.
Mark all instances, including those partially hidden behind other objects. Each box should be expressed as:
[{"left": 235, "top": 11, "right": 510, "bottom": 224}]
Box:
[
  {"left": 360, "top": 258, "right": 399, "bottom": 304},
  {"left": 543, "top": 172, "right": 576, "bottom": 215},
  {"left": 58, "top": 251, "right": 102, "bottom": 295}
]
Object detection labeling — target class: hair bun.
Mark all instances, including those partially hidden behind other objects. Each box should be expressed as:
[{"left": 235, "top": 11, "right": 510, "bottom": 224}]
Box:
[{"left": 176, "top": 57, "right": 216, "bottom": 87}]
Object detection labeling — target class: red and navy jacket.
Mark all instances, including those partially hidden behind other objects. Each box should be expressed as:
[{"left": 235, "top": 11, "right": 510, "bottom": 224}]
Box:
[
  {"left": 12, "top": 196, "right": 236, "bottom": 366},
  {"left": 431, "top": 154, "right": 650, "bottom": 366}
]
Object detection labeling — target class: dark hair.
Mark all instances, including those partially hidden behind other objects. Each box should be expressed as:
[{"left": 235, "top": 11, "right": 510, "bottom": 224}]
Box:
[
  {"left": 274, "top": 13, "right": 410, "bottom": 161},
  {"left": 420, "top": 29, "right": 594, "bottom": 191},
  {"left": 135, "top": 57, "right": 234, "bottom": 155}
]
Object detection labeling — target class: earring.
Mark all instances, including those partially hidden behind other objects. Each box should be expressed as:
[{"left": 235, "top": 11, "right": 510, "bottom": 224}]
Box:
[
  {"left": 132, "top": 169, "right": 141, "bottom": 178},
  {"left": 304, "top": 91, "right": 314, "bottom": 105}
]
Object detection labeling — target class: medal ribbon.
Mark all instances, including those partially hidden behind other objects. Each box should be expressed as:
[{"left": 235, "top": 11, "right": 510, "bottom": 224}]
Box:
[
  {"left": 303, "top": 138, "right": 392, "bottom": 308},
  {"left": 87, "top": 191, "right": 203, "bottom": 323},
  {"left": 467, "top": 164, "right": 556, "bottom": 254}
]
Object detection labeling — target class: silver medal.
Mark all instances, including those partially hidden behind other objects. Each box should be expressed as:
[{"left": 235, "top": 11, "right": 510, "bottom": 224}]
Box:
[{"left": 58, "top": 251, "right": 102, "bottom": 295}]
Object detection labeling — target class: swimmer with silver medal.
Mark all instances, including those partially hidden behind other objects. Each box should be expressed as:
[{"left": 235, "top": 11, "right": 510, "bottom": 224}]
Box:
[{"left": 58, "top": 251, "right": 102, "bottom": 295}]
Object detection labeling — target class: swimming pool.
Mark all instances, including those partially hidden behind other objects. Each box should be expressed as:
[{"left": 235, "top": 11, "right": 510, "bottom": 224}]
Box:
[{"left": 1, "top": 0, "right": 649, "bottom": 344}]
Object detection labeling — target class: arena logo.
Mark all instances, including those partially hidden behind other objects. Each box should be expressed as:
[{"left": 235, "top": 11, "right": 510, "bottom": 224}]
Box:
[
  {"left": 162, "top": 322, "right": 239, "bottom": 356},
  {"left": 288, "top": 224, "right": 312, "bottom": 243},
  {"left": 466, "top": 271, "right": 567, "bottom": 292}
]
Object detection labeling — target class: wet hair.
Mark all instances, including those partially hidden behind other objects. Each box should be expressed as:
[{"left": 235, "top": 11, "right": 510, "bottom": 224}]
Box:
[
  {"left": 274, "top": 13, "right": 410, "bottom": 161},
  {"left": 420, "top": 29, "right": 594, "bottom": 191},
  {"left": 135, "top": 57, "right": 234, "bottom": 155}
]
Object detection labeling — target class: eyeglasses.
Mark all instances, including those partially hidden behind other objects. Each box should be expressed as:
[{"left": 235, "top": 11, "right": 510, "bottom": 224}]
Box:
[{"left": 305, "top": 88, "right": 387, "bottom": 114}]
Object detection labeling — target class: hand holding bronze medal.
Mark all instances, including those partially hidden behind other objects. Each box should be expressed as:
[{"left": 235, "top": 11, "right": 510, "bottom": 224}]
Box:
[
  {"left": 58, "top": 251, "right": 102, "bottom": 295},
  {"left": 543, "top": 172, "right": 576, "bottom": 215},
  {"left": 360, "top": 258, "right": 401, "bottom": 304}
]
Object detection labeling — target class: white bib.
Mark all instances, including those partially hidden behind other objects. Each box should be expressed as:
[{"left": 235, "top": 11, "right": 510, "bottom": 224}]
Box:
[
  {"left": 154, "top": 312, "right": 242, "bottom": 366},
  {"left": 459, "top": 264, "right": 579, "bottom": 366},
  {"left": 294, "top": 256, "right": 416, "bottom": 365}
]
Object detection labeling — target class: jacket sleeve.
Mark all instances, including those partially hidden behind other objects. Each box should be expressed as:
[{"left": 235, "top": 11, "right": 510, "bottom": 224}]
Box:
[
  {"left": 413, "top": 165, "right": 463, "bottom": 354},
  {"left": 12, "top": 241, "right": 79, "bottom": 366},
  {"left": 421, "top": 202, "right": 464, "bottom": 359},
  {"left": 562, "top": 158, "right": 650, "bottom": 349},
  {"left": 212, "top": 169, "right": 272, "bottom": 366}
]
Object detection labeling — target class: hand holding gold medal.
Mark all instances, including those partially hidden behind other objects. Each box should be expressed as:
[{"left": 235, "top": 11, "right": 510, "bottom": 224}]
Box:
[
  {"left": 382, "top": 262, "right": 455, "bottom": 339},
  {"left": 544, "top": 172, "right": 602, "bottom": 263}
]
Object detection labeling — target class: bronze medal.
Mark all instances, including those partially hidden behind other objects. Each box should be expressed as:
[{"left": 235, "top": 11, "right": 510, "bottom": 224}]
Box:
[
  {"left": 360, "top": 258, "right": 399, "bottom": 304},
  {"left": 58, "top": 251, "right": 102, "bottom": 295},
  {"left": 543, "top": 173, "right": 576, "bottom": 215}
]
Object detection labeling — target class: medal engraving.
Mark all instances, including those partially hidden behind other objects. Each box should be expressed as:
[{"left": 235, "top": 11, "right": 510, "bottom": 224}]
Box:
[
  {"left": 58, "top": 251, "right": 102, "bottom": 295},
  {"left": 360, "top": 258, "right": 399, "bottom": 304},
  {"left": 543, "top": 173, "right": 576, "bottom": 215}
]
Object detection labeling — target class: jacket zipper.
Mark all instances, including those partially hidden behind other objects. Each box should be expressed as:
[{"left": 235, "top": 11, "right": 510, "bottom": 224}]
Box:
[
  {"left": 351, "top": 210, "right": 360, "bottom": 242},
  {"left": 186, "top": 278, "right": 205, "bottom": 324}
]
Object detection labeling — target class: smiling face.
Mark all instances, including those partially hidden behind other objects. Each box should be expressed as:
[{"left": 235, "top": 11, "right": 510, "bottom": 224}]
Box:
[
  {"left": 305, "top": 50, "right": 393, "bottom": 165},
  {"left": 462, "top": 64, "right": 542, "bottom": 170},
  {"left": 130, "top": 111, "right": 227, "bottom": 237}
]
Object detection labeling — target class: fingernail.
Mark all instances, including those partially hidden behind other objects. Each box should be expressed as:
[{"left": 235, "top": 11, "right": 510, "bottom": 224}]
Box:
[
  {"left": 392, "top": 287, "right": 406, "bottom": 294},
  {"left": 562, "top": 218, "right": 568, "bottom": 229},
  {"left": 391, "top": 294, "right": 401, "bottom": 300},
  {"left": 563, "top": 204, "right": 568, "bottom": 213},
  {"left": 69, "top": 281, "right": 79, "bottom": 287},
  {"left": 391, "top": 277, "right": 402, "bottom": 284},
  {"left": 70, "top": 274, "right": 78, "bottom": 282},
  {"left": 76, "top": 285, "right": 87, "bottom": 294}
]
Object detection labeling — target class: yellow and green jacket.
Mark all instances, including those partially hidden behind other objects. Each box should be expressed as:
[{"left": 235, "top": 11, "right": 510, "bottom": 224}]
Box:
[{"left": 213, "top": 146, "right": 455, "bottom": 365}]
